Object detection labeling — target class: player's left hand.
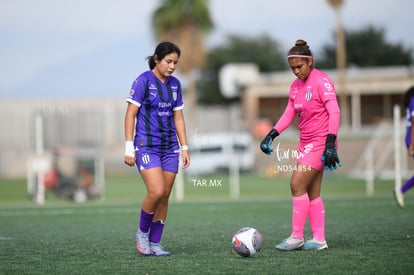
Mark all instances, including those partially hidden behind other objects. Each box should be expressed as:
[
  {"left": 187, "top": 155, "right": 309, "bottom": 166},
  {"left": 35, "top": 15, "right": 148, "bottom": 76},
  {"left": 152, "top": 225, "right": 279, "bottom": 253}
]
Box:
[
  {"left": 321, "top": 134, "right": 342, "bottom": 171},
  {"left": 181, "top": 150, "right": 190, "bottom": 169}
]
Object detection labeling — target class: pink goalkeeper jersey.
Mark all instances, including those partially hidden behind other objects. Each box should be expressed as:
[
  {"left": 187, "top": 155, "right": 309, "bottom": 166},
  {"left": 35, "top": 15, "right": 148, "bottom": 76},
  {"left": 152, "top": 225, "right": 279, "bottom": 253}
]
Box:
[{"left": 275, "top": 68, "right": 340, "bottom": 142}]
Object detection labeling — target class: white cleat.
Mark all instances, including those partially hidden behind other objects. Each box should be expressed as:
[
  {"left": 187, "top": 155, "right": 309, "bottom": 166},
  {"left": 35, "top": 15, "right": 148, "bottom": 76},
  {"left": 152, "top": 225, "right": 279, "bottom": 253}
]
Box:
[{"left": 275, "top": 236, "right": 304, "bottom": 251}]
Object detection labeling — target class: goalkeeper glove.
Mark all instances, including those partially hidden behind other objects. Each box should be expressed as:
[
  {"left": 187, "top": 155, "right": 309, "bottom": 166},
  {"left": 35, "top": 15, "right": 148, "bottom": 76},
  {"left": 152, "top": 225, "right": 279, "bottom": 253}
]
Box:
[
  {"left": 321, "top": 134, "right": 342, "bottom": 171},
  {"left": 260, "top": 129, "right": 279, "bottom": 155}
]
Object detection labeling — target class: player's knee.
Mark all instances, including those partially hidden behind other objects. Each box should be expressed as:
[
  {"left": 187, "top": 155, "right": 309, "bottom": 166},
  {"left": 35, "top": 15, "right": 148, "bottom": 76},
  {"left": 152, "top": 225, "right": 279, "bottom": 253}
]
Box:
[
  {"left": 147, "top": 188, "right": 165, "bottom": 201},
  {"left": 290, "top": 180, "right": 298, "bottom": 191},
  {"left": 159, "top": 196, "right": 170, "bottom": 207},
  {"left": 290, "top": 181, "right": 305, "bottom": 196}
]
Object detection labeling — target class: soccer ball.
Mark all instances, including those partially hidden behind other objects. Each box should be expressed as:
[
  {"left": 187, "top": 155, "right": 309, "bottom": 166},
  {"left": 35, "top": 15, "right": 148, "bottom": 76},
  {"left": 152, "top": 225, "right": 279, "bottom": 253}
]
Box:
[{"left": 232, "top": 227, "right": 262, "bottom": 257}]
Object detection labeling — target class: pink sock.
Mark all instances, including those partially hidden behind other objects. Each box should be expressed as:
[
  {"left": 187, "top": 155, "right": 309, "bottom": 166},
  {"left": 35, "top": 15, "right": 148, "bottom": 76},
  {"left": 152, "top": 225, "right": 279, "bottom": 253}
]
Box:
[
  {"left": 291, "top": 193, "right": 309, "bottom": 239},
  {"left": 308, "top": 196, "right": 325, "bottom": 241}
]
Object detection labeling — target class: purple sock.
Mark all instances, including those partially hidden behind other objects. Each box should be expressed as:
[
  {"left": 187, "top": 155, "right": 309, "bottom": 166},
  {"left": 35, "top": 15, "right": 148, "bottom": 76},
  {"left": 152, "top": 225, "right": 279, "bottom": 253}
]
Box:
[
  {"left": 401, "top": 176, "right": 414, "bottom": 194},
  {"left": 149, "top": 220, "right": 165, "bottom": 243},
  {"left": 139, "top": 209, "right": 154, "bottom": 233}
]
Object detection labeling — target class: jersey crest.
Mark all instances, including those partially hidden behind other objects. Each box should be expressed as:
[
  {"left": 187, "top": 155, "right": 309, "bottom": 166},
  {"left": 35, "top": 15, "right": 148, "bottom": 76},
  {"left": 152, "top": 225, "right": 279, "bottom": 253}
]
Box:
[{"left": 305, "top": 90, "right": 312, "bottom": 101}]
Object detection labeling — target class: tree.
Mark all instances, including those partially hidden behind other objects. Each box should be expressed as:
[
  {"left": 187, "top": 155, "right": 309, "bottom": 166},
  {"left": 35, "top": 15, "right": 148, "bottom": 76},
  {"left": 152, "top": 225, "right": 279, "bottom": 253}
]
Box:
[
  {"left": 327, "top": 0, "right": 349, "bottom": 128},
  {"left": 197, "top": 34, "right": 287, "bottom": 105},
  {"left": 151, "top": 0, "right": 213, "bottom": 117},
  {"left": 318, "top": 25, "right": 413, "bottom": 68}
]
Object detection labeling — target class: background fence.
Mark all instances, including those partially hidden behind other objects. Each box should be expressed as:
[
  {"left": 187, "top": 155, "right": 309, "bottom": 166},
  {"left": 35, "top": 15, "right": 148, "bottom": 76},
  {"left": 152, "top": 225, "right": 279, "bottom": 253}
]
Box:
[{"left": 0, "top": 98, "right": 242, "bottom": 178}]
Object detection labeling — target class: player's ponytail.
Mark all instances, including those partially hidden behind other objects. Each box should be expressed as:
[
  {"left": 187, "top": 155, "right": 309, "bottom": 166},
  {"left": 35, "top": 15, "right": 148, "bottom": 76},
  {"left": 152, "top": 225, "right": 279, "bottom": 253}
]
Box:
[{"left": 147, "top": 56, "right": 156, "bottom": 70}]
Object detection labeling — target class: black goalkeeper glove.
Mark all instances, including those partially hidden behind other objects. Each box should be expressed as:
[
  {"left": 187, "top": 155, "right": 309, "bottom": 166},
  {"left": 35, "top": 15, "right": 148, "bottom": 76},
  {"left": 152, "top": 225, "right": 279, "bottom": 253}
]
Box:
[
  {"left": 321, "top": 134, "right": 342, "bottom": 171},
  {"left": 260, "top": 129, "right": 279, "bottom": 155}
]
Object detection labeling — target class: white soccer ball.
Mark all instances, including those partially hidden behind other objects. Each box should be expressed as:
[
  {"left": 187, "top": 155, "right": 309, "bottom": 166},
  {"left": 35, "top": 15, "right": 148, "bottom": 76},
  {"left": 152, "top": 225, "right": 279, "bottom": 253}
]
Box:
[
  {"left": 73, "top": 189, "right": 87, "bottom": 203},
  {"left": 232, "top": 227, "right": 262, "bottom": 257}
]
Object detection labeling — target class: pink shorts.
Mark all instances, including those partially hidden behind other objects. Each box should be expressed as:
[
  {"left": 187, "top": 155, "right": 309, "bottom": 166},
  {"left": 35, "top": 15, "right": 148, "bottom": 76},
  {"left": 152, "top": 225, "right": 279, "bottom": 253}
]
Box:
[{"left": 296, "top": 140, "right": 325, "bottom": 171}]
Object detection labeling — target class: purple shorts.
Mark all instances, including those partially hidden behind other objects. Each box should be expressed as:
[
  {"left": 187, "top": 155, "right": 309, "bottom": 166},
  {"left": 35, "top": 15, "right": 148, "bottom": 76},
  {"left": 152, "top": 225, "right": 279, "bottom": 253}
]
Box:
[{"left": 135, "top": 149, "right": 179, "bottom": 173}]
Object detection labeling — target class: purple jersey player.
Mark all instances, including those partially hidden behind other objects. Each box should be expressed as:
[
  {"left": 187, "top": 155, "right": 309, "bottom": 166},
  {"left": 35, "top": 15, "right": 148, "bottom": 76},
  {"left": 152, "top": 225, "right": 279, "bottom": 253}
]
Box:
[
  {"left": 394, "top": 86, "right": 414, "bottom": 208},
  {"left": 124, "top": 41, "right": 190, "bottom": 256}
]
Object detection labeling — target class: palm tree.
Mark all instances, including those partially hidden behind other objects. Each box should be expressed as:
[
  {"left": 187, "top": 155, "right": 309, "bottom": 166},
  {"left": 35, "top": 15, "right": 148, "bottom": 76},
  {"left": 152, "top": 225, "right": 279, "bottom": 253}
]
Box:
[
  {"left": 327, "top": 0, "right": 350, "bottom": 129},
  {"left": 152, "top": 0, "right": 214, "bottom": 124}
]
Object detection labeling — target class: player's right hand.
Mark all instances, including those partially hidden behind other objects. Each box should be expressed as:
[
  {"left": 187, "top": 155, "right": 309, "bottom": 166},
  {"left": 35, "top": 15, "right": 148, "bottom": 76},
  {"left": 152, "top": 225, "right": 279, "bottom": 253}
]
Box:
[
  {"left": 124, "top": 141, "right": 136, "bottom": 167},
  {"left": 260, "top": 129, "right": 279, "bottom": 155},
  {"left": 124, "top": 155, "right": 135, "bottom": 167}
]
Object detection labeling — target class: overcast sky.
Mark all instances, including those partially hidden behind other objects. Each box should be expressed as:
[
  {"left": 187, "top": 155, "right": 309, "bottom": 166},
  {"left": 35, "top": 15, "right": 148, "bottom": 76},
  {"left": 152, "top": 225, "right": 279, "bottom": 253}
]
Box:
[{"left": 0, "top": 0, "right": 412, "bottom": 98}]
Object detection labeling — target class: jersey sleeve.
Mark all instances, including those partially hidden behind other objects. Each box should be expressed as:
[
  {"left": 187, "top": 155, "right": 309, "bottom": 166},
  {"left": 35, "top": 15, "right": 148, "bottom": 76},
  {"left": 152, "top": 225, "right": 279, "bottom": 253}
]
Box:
[
  {"left": 409, "top": 96, "right": 414, "bottom": 118},
  {"left": 325, "top": 100, "right": 340, "bottom": 135},
  {"left": 173, "top": 79, "right": 184, "bottom": 111},
  {"left": 318, "top": 75, "right": 340, "bottom": 135},
  {"left": 126, "top": 76, "right": 146, "bottom": 107},
  {"left": 274, "top": 92, "right": 296, "bottom": 134}
]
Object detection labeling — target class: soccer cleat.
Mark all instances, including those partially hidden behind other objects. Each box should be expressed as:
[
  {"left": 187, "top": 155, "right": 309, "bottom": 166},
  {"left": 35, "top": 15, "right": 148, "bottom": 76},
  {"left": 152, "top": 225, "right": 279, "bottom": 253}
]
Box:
[
  {"left": 275, "top": 236, "right": 304, "bottom": 251},
  {"left": 150, "top": 242, "right": 171, "bottom": 256},
  {"left": 303, "top": 239, "right": 328, "bottom": 250},
  {"left": 393, "top": 188, "right": 404, "bottom": 208},
  {"left": 135, "top": 229, "right": 151, "bottom": 256}
]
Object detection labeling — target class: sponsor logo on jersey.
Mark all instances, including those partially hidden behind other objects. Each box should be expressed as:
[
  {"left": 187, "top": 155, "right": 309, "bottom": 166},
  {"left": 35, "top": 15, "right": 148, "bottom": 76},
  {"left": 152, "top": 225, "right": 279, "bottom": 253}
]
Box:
[
  {"left": 158, "top": 111, "right": 171, "bottom": 116},
  {"left": 158, "top": 102, "right": 172, "bottom": 108},
  {"left": 294, "top": 103, "right": 303, "bottom": 110}
]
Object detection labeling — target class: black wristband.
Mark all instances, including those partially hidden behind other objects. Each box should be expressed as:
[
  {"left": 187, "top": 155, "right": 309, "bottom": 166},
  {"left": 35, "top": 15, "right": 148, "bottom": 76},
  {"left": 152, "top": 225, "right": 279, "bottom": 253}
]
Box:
[
  {"left": 326, "top": 134, "right": 336, "bottom": 144},
  {"left": 268, "top": 129, "right": 279, "bottom": 139}
]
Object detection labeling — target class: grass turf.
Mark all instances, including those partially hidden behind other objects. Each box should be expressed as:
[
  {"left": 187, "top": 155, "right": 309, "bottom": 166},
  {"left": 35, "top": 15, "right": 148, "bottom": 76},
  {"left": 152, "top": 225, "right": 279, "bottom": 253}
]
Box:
[{"left": 0, "top": 174, "right": 413, "bottom": 274}]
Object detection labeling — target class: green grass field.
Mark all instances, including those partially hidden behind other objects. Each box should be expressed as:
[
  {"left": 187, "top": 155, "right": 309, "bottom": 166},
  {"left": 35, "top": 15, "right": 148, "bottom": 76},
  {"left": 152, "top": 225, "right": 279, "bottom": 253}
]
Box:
[{"left": 1, "top": 174, "right": 413, "bottom": 274}]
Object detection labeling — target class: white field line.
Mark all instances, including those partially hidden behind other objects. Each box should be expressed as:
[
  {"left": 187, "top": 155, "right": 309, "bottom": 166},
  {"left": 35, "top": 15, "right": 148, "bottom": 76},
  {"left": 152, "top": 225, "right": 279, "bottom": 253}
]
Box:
[
  {"left": 0, "top": 207, "right": 137, "bottom": 217},
  {"left": 0, "top": 237, "right": 13, "bottom": 240}
]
